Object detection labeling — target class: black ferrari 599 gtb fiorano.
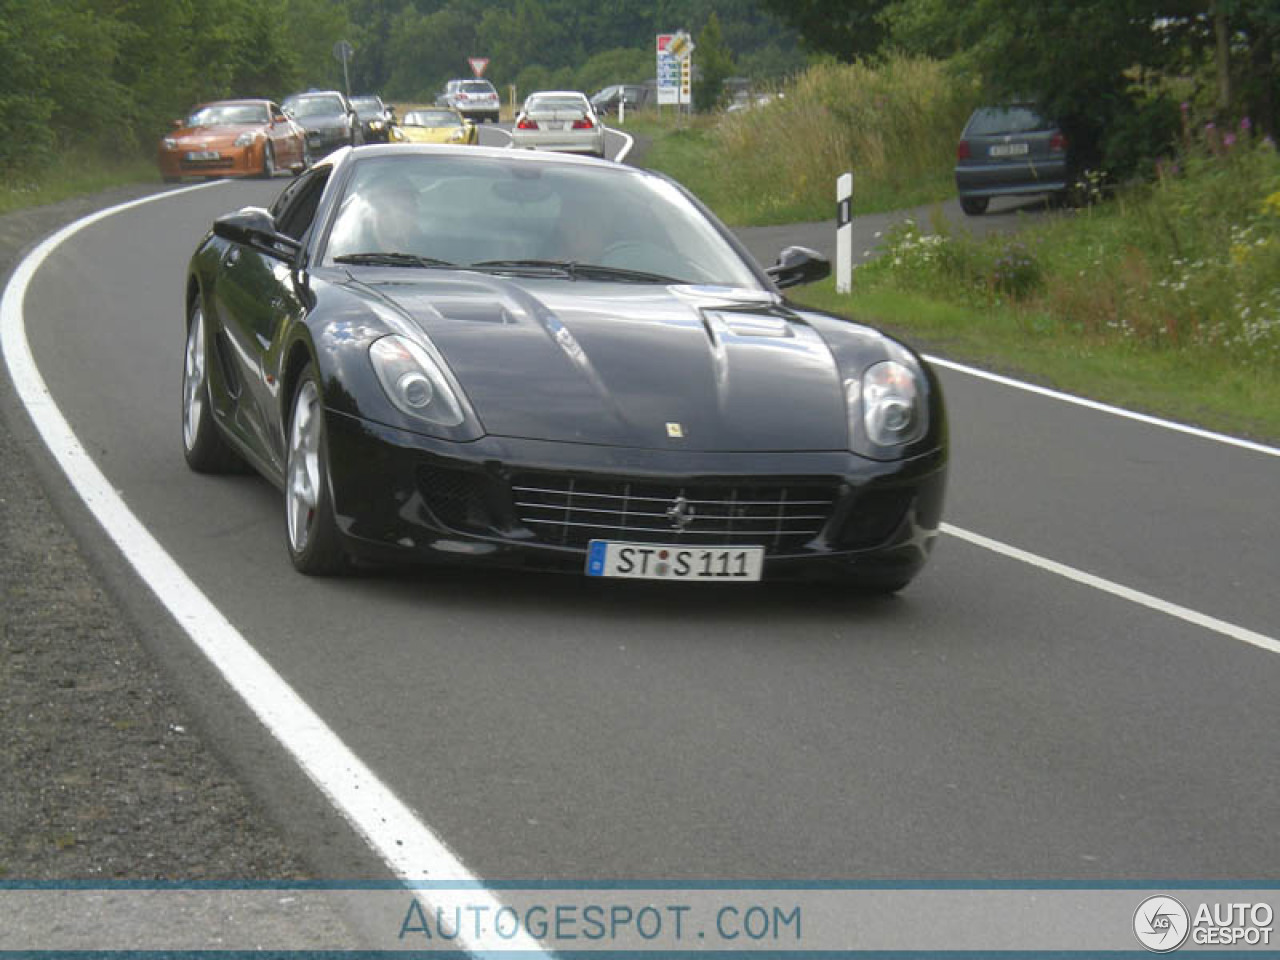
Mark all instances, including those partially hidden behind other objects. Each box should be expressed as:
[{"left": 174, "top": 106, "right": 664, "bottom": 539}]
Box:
[{"left": 181, "top": 144, "right": 947, "bottom": 589}]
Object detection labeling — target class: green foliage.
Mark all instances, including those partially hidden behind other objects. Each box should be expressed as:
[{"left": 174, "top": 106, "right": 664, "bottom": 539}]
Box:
[
  {"left": 693, "top": 12, "right": 735, "bottom": 113},
  {"left": 755, "top": 0, "right": 889, "bottom": 60},
  {"left": 853, "top": 133, "right": 1280, "bottom": 368}
]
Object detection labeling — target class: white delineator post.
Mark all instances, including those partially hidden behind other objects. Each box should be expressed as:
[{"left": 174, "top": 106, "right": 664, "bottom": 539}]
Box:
[{"left": 836, "top": 172, "right": 853, "bottom": 293}]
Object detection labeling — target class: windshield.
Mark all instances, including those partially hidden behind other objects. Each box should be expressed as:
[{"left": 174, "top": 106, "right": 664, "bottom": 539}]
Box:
[
  {"left": 351, "top": 98, "right": 383, "bottom": 117},
  {"left": 323, "top": 155, "right": 761, "bottom": 289},
  {"left": 403, "top": 110, "right": 461, "bottom": 128},
  {"left": 289, "top": 96, "right": 345, "bottom": 118},
  {"left": 526, "top": 96, "right": 588, "bottom": 113},
  {"left": 460, "top": 82, "right": 495, "bottom": 95},
  {"left": 966, "top": 106, "right": 1051, "bottom": 136},
  {"left": 187, "top": 103, "right": 269, "bottom": 126}
]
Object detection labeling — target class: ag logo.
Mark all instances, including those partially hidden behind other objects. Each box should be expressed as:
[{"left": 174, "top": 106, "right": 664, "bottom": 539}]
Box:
[{"left": 1134, "top": 895, "right": 1190, "bottom": 952}]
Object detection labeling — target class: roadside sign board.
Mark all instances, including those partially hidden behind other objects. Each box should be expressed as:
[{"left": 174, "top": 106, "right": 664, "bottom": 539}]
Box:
[
  {"left": 656, "top": 34, "right": 680, "bottom": 105},
  {"left": 468, "top": 57, "right": 489, "bottom": 77}
]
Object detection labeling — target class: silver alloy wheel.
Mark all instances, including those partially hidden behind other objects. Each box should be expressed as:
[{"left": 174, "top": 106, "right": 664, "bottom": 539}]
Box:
[
  {"left": 286, "top": 380, "right": 322, "bottom": 553},
  {"left": 264, "top": 143, "right": 276, "bottom": 177},
  {"left": 182, "top": 307, "right": 206, "bottom": 452}
]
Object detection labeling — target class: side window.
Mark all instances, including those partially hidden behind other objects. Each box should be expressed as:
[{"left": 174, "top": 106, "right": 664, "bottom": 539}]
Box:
[{"left": 272, "top": 168, "right": 331, "bottom": 240}]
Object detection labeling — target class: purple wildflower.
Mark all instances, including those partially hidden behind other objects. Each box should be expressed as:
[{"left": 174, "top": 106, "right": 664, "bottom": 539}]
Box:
[
  {"left": 1241, "top": 117, "right": 1252, "bottom": 132},
  {"left": 1225, "top": 133, "right": 1236, "bottom": 147}
]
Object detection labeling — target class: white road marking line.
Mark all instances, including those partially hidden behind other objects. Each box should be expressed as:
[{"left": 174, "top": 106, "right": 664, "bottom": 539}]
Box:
[
  {"left": 943, "top": 522, "right": 1280, "bottom": 655},
  {"left": 925, "top": 354, "right": 1280, "bottom": 458},
  {"left": 0, "top": 184, "right": 546, "bottom": 957},
  {"left": 608, "top": 127, "right": 636, "bottom": 163}
]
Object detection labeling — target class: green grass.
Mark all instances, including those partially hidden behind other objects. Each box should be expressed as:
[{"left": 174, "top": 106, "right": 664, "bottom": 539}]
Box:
[
  {"left": 792, "top": 283, "right": 1280, "bottom": 444},
  {"left": 0, "top": 150, "right": 158, "bottom": 215}
]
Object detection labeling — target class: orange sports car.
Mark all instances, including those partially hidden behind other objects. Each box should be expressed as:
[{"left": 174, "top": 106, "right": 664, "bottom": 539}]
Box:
[{"left": 158, "top": 99, "right": 309, "bottom": 182}]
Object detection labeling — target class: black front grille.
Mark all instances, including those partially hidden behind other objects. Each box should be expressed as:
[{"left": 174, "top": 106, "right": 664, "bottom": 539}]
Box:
[
  {"left": 510, "top": 473, "right": 838, "bottom": 553},
  {"left": 416, "top": 465, "right": 495, "bottom": 533}
]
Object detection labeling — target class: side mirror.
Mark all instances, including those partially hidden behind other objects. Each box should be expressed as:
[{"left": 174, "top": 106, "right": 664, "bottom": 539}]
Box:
[
  {"left": 766, "top": 245, "right": 830, "bottom": 289},
  {"left": 170, "top": 118, "right": 184, "bottom": 129},
  {"left": 212, "top": 207, "right": 302, "bottom": 262}
]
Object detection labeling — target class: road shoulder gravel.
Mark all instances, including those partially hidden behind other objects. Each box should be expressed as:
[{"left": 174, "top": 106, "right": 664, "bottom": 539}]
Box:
[{"left": 0, "top": 185, "right": 315, "bottom": 881}]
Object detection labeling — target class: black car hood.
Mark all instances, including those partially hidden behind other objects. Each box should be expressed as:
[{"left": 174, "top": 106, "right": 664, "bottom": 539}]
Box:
[{"left": 356, "top": 273, "right": 864, "bottom": 452}]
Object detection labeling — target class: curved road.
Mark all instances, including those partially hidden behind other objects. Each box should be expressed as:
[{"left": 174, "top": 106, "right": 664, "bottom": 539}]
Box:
[{"left": 4, "top": 167, "right": 1278, "bottom": 897}]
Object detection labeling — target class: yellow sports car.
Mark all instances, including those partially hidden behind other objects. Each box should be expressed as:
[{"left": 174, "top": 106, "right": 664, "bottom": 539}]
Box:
[{"left": 390, "top": 108, "right": 478, "bottom": 145}]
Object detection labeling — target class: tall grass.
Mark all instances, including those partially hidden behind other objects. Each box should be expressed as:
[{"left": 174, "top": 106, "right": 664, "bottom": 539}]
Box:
[
  {"left": 852, "top": 129, "right": 1280, "bottom": 370},
  {"left": 710, "top": 56, "right": 979, "bottom": 224},
  {"left": 0, "top": 150, "right": 158, "bottom": 216}
]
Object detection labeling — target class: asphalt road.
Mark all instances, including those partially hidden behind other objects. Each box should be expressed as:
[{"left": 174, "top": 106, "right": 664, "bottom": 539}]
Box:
[{"left": 8, "top": 171, "right": 1277, "bottom": 894}]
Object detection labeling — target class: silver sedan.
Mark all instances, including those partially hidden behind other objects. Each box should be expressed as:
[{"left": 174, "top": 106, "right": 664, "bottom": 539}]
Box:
[{"left": 509, "top": 91, "right": 606, "bottom": 158}]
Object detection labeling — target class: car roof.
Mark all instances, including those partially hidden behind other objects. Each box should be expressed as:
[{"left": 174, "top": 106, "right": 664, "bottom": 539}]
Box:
[
  {"left": 328, "top": 143, "right": 624, "bottom": 173},
  {"left": 197, "top": 98, "right": 272, "bottom": 108}
]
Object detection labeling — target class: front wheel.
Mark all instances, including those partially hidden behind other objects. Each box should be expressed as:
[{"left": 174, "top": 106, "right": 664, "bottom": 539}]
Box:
[
  {"left": 284, "top": 366, "right": 348, "bottom": 575},
  {"left": 960, "top": 196, "right": 989, "bottom": 216}
]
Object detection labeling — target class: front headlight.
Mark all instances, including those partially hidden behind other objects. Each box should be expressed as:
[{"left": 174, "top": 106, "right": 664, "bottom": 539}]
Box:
[
  {"left": 369, "top": 335, "right": 464, "bottom": 427},
  {"left": 233, "top": 132, "right": 258, "bottom": 147},
  {"left": 163, "top": 137, "right": 178, "bottom": 150},
  {"left": 370, "top": 120, "right": 384, "bottom": 131},
  {"left": 851, "top": 359, "right": 926, "bottom": 449},
  {"left": 448, "top": 128, "right": 466, "bottom": 142}
]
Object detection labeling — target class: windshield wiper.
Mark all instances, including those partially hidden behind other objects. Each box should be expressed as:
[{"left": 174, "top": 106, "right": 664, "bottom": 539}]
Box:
[
  {"left": 569, "top": 263, "right": 681, "bottom": 284},
  {"left": 469, "top": 259, "right": 679, "bottom": 283},
  {"left": 334, "top": 252, "right": 456, "bottom": 268},
  {"left": 469, "top": 258, "right": 575, "bottom": 277}
]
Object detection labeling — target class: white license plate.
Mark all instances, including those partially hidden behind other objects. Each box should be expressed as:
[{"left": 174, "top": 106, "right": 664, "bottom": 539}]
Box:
[
  {"left": 989, "top": 143, "right": 1029, "bottom": 157},
  {"left": 586, "top": 541, "right": 764, "bottom": 581},
  {"left": 186, "top": 150, "right": 220, "bottom": 161}
]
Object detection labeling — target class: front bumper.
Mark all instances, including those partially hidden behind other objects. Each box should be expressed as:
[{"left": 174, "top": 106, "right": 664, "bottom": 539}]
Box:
[
  {"left": 157, "top": 143, "right": 263, "bottom": 179},
  {"left": 324, "top": 411, "right": 948, "bottom": 586},
  {"left": 305, "top": 127, "right": 350, "bottom": 154}
]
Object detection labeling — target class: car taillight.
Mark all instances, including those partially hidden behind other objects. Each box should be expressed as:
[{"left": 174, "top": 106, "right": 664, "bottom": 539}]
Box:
[
  {"left": 957, "top": 140, "right": 971, "bottom": 161},
  {"left": 516, "top": 117, "right": 539, "bottom": 130},
  {"left": 1050, "top": 131, "right": 1068, "bottom": 152},
  {"left": 572, "top": 117, "right": 595, "bottom": 129}
]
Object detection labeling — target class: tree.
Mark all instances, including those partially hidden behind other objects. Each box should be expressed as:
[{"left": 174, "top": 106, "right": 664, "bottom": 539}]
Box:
[
  {"left": 693, "top": 10, "right": 734, "bottom": 111},
  {"left": 754, "top": 0, "right": 888, "bottom": 60}
]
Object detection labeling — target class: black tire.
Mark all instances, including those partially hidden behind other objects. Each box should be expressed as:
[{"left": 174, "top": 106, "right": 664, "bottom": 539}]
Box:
[
  {"left": 261, "top": 142, "right": 276, "bottom": 179},
  {"left": 181, "top": 303, "right": 243, "bottom": 473},
  {"left": 284, "top": 365, "right": 348, "bottom": 576},
  {"left": 960, "top": 196, "right": 989, "bottom": 216}
]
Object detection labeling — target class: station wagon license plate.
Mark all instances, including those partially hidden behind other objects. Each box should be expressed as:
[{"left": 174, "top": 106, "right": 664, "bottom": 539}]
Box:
[
  {"left": 186, "top": 150, "right": 220, "bottom": 161},
  {"left": 586, "top": 541, "right": 764, "bottom": 581},
  {"left": 989, "top": 143, "right": 1029, "bottom": 157}
]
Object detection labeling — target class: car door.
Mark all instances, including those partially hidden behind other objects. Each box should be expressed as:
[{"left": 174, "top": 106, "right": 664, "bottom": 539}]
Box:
[
  {"left": 267, "top": 103, "right": 299, "bottom": 167},
  {"left": 211, "top": 168, "right": 329, "bottom": 474}
]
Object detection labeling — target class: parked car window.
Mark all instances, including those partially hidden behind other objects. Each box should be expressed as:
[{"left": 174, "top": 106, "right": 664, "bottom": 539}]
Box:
[{"left": 965, "top": 106, "right": 1051, "bottom": 136}]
